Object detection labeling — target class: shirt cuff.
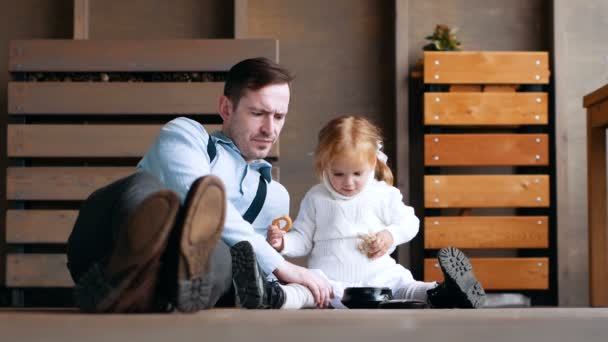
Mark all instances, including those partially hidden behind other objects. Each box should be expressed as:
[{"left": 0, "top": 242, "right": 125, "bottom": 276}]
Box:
[
  {"left": 251, "top": 237, "right": 286, "bottom": 275},
  {"left": 385, "top": 224, "right": 406, "bottom": 248},
  {"left": 281, "top": 233, "right": 295, "bottom": 256}
]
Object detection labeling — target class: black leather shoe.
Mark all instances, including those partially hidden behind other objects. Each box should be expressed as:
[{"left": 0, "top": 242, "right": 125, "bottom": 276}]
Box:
[
  {"left": 264, "top": 280, "right": 286, "bottom": 309},
  {"left": 231, "top": 241, "right": 264, "bottom": 308},
  {"left": 427, "top": 247, "right": 486, "bottom": 308},
  {"left": 230, "top": 241, "right": 285, "bottom": 309}
]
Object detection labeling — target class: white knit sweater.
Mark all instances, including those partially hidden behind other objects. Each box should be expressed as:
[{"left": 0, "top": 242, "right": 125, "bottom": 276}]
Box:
[{"left": 282, "top": 175, "right": 419, "bottom": 283}]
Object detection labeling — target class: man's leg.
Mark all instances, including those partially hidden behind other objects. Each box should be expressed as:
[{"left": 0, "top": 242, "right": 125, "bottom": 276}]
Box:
[
  {"left": 167, "top": 176, "right": 276, "bottom": 311},
  {"left": 165, "top": 175, "right": 231, "bottom": 312},
  {"left": 68, "top": 172, "right": 271, "bottom": 312},
  {"left": 67, "top": 172, "right": 179, "bottom": 312}
]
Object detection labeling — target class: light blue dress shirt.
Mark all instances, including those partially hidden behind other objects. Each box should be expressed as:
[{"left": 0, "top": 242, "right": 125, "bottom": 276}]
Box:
[{"left": 137, "top": 117, "right": 288, "bottom": 274}]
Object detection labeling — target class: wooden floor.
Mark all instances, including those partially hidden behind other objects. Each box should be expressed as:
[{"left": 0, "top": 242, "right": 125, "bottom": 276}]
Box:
[{"left": 1, "top": 308, "right": 608, "bottom": 342}]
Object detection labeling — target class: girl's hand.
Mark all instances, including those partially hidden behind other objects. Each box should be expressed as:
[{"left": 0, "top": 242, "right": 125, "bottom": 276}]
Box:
[
  {"left": 266, "top": 224, "right": 286, "bottom": 251},
  {"left": 274, "top": 262, "right": 334, "bottom": 308},
  {"left": 367, "top": 229, "right": 394, "bottom": 259}
]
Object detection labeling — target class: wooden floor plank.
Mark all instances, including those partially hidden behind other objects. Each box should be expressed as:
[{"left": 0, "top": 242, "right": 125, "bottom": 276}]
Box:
[{"left": 1, "top": 309, "right": 608, "bottom": 342}]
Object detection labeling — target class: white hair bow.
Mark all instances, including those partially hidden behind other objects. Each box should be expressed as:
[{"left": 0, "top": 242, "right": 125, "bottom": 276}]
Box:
[{"left": 377, "top": 141, "right": 388, "bottom": 163}]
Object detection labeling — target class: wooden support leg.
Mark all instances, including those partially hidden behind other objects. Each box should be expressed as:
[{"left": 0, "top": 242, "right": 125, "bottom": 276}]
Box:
[{"left": 587, "top": 119, "right": 608, "bottom": 306}]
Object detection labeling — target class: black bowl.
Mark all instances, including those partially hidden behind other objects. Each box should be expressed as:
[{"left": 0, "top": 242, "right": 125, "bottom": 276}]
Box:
[{"left": 341, "top": 287, "right": 393, "bottom": 309}]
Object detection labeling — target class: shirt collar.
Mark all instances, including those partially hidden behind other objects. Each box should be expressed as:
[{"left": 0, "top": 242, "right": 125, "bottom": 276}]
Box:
[
  {"left": 210, "top": 130, "right": 273, "bottom": 183},
  {"left": 211, "top": 130, "right": 238, "bottom": 150}
]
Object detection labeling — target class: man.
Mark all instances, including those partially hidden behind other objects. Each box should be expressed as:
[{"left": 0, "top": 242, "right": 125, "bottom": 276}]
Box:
[{"left": 67, "top": 57, "right": 332, "bottom": 313}]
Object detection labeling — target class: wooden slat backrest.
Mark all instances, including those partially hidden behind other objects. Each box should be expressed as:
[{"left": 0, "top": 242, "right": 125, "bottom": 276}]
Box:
[
  {"left": 7, "top": 167, "right": 141, "bottom": 201},
  {"left": 6, "top": 254, "right": 72, "bottom": 287},
  {"left": 7, "top": 124, "right": 278, "bottom": 158},
  {"left": 9, "top": 39, "right": 278, "bottom": 71},
  {"left": 6, "top": 210, "right": 77, "bottom": 244},
  {"left": 8, "top": 82, "right": 223, "bottom": 114},
  {"left": 6, "top": 167, "right": 279, "bottom": 201},
  {"left": 424, "top": 216, "right": 549, "bottom": 249},
  {"left": 424, "top": 257, "right": 549, "bottom": 290},
  {"left": 5, "top": 39, "right": 279, "bottom": 292},
  {"left": 425, "top": 134, "right": 549, "bottom": 166},
  {"left": 424, "top": 175, "right": 550, "bottom": 208},
  {"left": 424, "top": 51, "right": 550, "bottom": 84},
  {"left": 5, "top": 167, "right": 280, "bottom": 245},
  {"left": 424, "top": 92, "right": 548, "bottom": 126}
]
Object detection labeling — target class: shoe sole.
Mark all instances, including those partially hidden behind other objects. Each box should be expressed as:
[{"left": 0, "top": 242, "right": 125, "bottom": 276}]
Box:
[
  {"left": 437, "top": 247, "right": 486, "bottom": 308},
  {"left": 230, "top": 241, "right": 265, "bottom": 309},
  {"left": 98, "top": 190, "right": 179, "bottom": 312},
  {"left": 176, "top": 176, "right": 226, "bottom": 312}
]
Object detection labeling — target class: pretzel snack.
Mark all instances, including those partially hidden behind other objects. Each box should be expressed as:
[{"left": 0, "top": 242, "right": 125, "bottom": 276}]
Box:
[{"left": 272, "top": 215, "right": 293, "bottom": 232}]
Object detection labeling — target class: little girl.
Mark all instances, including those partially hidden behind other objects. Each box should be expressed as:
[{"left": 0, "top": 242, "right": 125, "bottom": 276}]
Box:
[{"left": 267, "top": 115, "right": 485, "bottom": 309}]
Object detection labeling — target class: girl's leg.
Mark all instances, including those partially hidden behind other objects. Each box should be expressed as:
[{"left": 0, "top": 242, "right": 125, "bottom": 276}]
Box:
[
  {"left": 367, "top": 264, "right": 436, "bottom": 302},
  {"left": 393, "top": 281, "right": 438, "bottom": 302},
  {"left": 279, "top": 269, "right": 347, "bottom": 309},
  {"left": 279, "top": 283, "right": 317, "bottom": 309}
]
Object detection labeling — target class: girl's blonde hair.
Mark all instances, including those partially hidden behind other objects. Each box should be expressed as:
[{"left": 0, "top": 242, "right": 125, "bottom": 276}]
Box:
[{"left": 314, "top": 115, "right": 393, "bottom": 186}]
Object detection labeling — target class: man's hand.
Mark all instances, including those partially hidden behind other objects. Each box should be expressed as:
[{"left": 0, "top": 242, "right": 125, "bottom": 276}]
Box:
[
  {"left": 274, "top": 262, "right": 334, "bottom": 308},
  {"left": 366, "top": 229, "right": 394, "bottom": 259},
  {"left": 266, "top": 224, "right": 285, "bottom": 251}
]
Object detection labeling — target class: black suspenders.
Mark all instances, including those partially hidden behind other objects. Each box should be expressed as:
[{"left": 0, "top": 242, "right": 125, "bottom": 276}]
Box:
[{"left": 207, "top": 135, "right": 268, "bottom": 224}]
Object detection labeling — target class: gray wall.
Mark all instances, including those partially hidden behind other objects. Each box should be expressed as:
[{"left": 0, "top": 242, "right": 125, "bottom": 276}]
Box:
[
  {"left": 247, "top": 0, "right": 395, "bottom": 217},
  {"left": 89, "top": 0, "right": 232, "bottom": 38},
  {"left": 408, "top": 0, "right": 549, "bottom": 65},
  {"left": 554, "top": 0, "right": 608, "bottom": 307}
]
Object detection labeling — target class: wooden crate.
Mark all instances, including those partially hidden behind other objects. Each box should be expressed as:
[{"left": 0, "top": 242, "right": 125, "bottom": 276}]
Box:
[
  {"left": 420, "top": 51, "right": 553, "bottom": 295},
  {"left": 5, "top": 39, "right": 279, "bottom": 292}
]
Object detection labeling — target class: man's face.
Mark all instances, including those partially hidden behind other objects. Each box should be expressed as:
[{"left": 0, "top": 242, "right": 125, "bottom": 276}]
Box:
[{"left": 220, "top": 83, "right": 290, "bottom": 162}]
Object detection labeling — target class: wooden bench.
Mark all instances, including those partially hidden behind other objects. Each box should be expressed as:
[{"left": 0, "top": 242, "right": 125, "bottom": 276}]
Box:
[
  {"left": 4, "top": 39, "right": 278, "bottom": 305},
  {"left": 419, "top": 51, "right": 553, "bottom": 296},
  {"left": 583, "top": 83, "right": 608, "bottom": 306}
]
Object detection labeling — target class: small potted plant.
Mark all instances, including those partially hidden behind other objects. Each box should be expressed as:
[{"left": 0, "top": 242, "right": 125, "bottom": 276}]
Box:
[{"left": 423, "top": 24, "right": 462, "bottom": 51}]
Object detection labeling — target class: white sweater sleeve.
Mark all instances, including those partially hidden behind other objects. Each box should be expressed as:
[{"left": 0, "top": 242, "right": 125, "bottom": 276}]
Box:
[
  {"left": 383, "top": 186, "right": 420, "bottom": 248},
  {"left": 281, "top": 190, "right": 316, "bottom": 258}
]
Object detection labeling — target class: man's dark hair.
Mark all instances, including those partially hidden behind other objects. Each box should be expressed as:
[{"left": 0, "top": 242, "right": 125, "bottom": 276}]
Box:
[{"left": 223, "top": 57, "right": 293, "bottom": 108}]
